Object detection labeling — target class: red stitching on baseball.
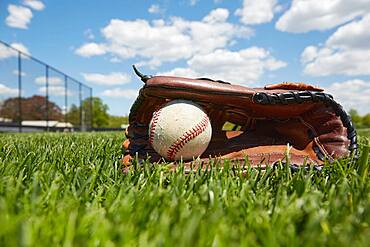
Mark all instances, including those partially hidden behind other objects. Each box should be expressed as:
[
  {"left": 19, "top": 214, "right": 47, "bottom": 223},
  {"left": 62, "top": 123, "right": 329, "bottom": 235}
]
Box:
[
  {"left": 166, "top": 115, "right": 209, "bottom": 160},
  {"left": 149, "top": 109, "right": 162, "bottom": 145}
]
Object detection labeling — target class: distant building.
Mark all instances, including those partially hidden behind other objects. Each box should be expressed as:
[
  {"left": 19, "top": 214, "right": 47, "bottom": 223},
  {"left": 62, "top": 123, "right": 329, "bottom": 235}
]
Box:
[
  {"left": 0, "top": 117, "right": 12, "bottom": 122},
  {"left": 21, "top": 120, "right": 73, "bottom": 128}
]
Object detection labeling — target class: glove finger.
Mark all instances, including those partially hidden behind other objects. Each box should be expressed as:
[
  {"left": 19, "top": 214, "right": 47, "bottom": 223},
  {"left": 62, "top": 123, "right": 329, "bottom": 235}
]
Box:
[{"left": 123, "top": 139, "right": 130, "bottom": 150}]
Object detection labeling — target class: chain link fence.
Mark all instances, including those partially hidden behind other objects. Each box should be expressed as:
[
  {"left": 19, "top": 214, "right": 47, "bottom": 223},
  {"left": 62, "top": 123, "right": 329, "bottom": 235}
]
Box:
[{"left": 0, "top": 40, "right": 93, "bottom": 132}]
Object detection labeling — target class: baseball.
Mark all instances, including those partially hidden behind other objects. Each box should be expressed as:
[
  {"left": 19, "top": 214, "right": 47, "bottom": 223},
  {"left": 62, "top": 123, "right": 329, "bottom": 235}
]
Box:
[{"left": 149, "top": 100, "right": 212, "bottom": 161}]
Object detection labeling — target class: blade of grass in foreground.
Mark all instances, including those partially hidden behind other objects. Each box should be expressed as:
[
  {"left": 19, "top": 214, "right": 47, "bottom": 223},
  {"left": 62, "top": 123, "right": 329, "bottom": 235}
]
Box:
[
  {"left": 357, "top": 138, "right": 369, "bottom": 180},
  {"left": 0, "top": 132, "right": 368, "bottom": 246}
]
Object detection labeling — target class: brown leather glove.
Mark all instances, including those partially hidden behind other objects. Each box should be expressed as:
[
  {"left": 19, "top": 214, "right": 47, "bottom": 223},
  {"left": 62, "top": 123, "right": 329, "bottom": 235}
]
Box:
[{"left": 122, "top": 66, "right": 358, "bottom": 172}]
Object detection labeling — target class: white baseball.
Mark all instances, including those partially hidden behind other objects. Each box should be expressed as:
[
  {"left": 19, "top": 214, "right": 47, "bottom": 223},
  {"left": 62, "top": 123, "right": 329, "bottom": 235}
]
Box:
[{"left": 149, "top": 100, "right": 212, "bottom": 161}]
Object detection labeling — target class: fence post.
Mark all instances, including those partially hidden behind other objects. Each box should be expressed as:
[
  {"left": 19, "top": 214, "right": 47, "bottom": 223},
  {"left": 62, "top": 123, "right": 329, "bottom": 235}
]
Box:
[
  {"left": 17, "top": 51, "right": 22, "bottom": 133},
  {"left": 79, "top": 82, "right": 83, "bottom": 131},
  {"left": 45, "top": 65, "right": 49, "bottom": 131},
  {"left": 90, "top": 88, "right": 93, "bottom": 130},
  {"left": 65, "top": 75, "right": 68, "bottom": 124}
]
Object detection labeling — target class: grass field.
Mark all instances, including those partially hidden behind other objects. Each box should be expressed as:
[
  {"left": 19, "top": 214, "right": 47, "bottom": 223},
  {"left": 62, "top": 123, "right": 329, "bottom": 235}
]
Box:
[{"left": 0, "top": 132, "right": 369, "bottom": 246}]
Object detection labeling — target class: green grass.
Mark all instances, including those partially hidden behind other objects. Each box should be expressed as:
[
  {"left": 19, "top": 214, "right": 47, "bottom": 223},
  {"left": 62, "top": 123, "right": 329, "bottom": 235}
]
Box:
[
  {"left": 358, "top": 128, "right": 370, "bottom": 137},
  {"left": 0, "top": 132, "right": 369, "bottom": 247}
]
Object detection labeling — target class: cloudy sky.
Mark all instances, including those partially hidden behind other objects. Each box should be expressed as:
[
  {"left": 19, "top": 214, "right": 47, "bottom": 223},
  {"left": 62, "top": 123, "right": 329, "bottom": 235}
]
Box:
[{"left": 0, "top": 0, "right": 369, "bottom": 115}]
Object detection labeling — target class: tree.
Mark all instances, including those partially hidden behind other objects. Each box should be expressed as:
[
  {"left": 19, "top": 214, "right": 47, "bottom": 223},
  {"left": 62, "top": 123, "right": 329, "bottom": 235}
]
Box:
[
  {"left": 66, "top": 97, "right": 109, "bottom": 128},
  {"left": 65, "top": 104, "right": 80, "bottom": 126},
  {"left": 107, "top": 115, "right": 128, "bottom": 128},
  {"left": 349, "top": 109, "right": 362, "bottom": 127},
  {"left": 0, "top": 95, "right": 63, "bottom": 121},
  {"left": 89, "top": 97, "right": 109, "bottom": 128},
  {"left": 363, "top": 114, "right": 370, "bottom": 127}
]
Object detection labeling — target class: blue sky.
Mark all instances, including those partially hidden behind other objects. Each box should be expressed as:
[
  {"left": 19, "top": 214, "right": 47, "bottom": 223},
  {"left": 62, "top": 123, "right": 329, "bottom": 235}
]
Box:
[{"left": 1, "top": 0, "right": 369, "bottom": 116}]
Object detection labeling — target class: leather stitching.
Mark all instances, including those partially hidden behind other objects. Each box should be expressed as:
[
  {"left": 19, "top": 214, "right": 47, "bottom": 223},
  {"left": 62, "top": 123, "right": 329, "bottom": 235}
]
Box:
[
  {"left": 149, "top": 109, "right": 162, "bottom": 145},
  {"left": 299, "top": 116, "right": 330, "bottom": 160},
  {"left": 314, "top": 137, "right": 333, "bottom": 161},
  {"left": 298, "top": 117, "right": 318, "bottom": 136},
  {"left": 166, "top": 115, "right": 209, "bottom": 160}
]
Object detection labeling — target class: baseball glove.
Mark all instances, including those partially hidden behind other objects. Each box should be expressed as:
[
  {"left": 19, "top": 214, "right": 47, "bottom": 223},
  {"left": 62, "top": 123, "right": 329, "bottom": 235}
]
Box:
[{"left": 122, "top": 65, "right": 358, "bottom": 172}]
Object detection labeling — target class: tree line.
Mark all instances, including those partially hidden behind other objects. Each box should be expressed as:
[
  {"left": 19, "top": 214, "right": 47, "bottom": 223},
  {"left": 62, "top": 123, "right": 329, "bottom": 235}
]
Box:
[
  {"left": 0, "top": 95, "right": 128, "bottom": 128},
  {"left": 349, "top": 109, "right": 370, "bottom": 129}
]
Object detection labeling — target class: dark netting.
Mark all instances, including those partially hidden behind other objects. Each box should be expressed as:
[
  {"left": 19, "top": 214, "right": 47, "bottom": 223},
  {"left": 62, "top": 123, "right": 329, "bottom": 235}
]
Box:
[{"left": 0, "top": 40, "right": 93, "bottom": 132}]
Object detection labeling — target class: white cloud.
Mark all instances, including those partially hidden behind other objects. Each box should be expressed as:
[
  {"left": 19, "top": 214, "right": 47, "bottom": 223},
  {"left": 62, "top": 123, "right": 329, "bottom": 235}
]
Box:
[
  {"left": 0, "top": 43, "right": 30, "bottom": 59},
  {"left": 236, "top": 0, "right": 280, "bottom": 25},
  {"left": 300, "top": 46, "right": 318, "bottom": 64},
  {"left": 276, "top": 0, "right": 370, "bottom": 33},
  {"left": 189, "top": 0, "right": 199, "bottom": 6},
  {"left": 301, "top": 14, "right": 370, "bottom": 76},
  {"left": 0, "top": 45, "right": 17, "bottom": 59},
  {"left": 148, "top": 4, "right": 164, "bottom": 14},
  {"left": 100, "top": 88, "right": 139, "bottom": 99},
  {"left": 11, "top": 43, "right": 30, "bottom": 55},
  {"left": 0, "top": 84, "right": 18, "bottom": 95},
  {"left": 81, "top": 72, "right": 131, "bottom": 86},
  {"left": 203, "top": 8, "right": 229, "bottom": 23},
  {"left": 302, "top": 49, "right": 370, "bottom": 76},
  {"left": 38, "top": 86, "right": 72, "bottom": 96},
  {"left": 75, "top": 43, "right": 106, "bottom": 57},
  {"left": 23, "top": 0, "right": 45, "bottom": 11},
  {"left": 35, "top": 76, "right": 63, "bottom": 85},
  {"left": 6, "top": 4, "right": 33, "bottom": 29},
  {"left": 12, "top": 70, "right": 27, "bottom": 77},
  {"left": 326, "top": 14, "right": 370, "bottom": 50},
  {"left": 109, "top": 57, "right": 122, "bottom": 63},
  {"left": 161, "top": 47, "right": 286, "bottom": 84},
  {"left": 75, "top": 8, "right": 253, "bottom": 66},
  {"left": 325, "top": 79, "right": 370, "bottom": 114},
  {"left": 159, "top": 67, "right": 201, "bottom": 78}
]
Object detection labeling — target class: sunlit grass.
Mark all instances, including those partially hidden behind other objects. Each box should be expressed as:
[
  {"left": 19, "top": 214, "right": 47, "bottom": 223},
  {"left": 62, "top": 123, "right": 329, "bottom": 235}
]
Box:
[{"left": 0, "top": 131, "right": 369, "bottom": 246}]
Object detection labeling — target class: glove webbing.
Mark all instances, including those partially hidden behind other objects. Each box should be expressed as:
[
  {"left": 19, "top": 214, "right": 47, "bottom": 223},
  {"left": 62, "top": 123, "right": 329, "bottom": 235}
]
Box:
[{"left": 254, "top": 91, "right": 358, "bottom": 160}]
